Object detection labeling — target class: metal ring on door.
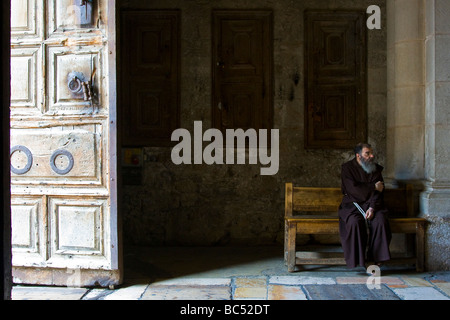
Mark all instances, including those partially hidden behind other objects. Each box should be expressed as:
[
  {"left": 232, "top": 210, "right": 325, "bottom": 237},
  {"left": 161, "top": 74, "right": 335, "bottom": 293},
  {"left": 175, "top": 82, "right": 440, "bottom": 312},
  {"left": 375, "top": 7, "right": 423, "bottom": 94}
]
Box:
[
  {"left": 10, "top": 145, "right": 33, "bottom": 175},
  {"left": 50, "top": 149, "right": 74, "bottom": 175},
  {"left": 67, "top": 71, "right": 86, "bottom": 94}
]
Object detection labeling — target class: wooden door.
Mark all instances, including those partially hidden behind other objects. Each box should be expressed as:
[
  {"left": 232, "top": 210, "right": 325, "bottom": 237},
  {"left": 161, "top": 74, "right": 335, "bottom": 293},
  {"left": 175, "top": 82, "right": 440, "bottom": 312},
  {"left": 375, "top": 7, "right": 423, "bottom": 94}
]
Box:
[
  {"left": 213, "top": 10, "right": 273, "bottom": 131},
  {"left": 120, "top": 10, "right": 180, "bottom": 147},
  {"left": 10, "top": 0, "right": 120, "bottom": 287},
  {"left": 305, "top": 11, "right": 367, "bottom": 149}
]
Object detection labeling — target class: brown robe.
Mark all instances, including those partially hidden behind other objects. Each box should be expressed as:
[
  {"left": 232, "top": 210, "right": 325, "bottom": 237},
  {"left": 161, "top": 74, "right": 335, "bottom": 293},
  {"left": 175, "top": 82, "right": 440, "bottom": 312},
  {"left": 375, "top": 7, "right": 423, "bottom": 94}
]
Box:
[{"left": 338, "top": 158, "right": 392, "bottom": 268}]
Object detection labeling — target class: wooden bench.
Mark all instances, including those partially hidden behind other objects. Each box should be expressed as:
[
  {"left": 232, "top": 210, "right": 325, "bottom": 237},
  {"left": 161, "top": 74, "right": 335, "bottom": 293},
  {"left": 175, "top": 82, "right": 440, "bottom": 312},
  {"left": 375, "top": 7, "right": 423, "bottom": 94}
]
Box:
[{"left": 284, "top": 183, "right": 426, "bottom": 272}]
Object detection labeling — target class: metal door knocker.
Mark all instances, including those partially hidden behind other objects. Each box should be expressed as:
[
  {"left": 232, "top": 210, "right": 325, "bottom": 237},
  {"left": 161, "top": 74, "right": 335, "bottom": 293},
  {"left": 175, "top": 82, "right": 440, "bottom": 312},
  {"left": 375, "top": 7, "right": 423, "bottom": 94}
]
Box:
[
  {"left": 67, "top": 71, "right": 93, "bottom": 101},
  {"left": 68, "top": 71, "right": 86, "bottom": 94}
]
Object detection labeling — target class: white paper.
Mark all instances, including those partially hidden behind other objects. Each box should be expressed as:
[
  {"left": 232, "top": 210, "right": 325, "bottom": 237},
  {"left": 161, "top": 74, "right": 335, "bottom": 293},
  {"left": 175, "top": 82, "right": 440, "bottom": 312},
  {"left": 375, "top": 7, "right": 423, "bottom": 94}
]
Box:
[{"left": 353, "top": 202, "right": 367, "bottom": 220}]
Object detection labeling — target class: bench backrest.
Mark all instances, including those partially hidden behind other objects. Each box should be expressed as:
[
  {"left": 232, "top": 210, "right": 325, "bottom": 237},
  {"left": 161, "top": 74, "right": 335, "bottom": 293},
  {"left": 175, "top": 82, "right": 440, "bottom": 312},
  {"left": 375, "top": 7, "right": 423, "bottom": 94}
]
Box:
[{"left": 285, "top": 183, "right": 414, "bottom": 217}]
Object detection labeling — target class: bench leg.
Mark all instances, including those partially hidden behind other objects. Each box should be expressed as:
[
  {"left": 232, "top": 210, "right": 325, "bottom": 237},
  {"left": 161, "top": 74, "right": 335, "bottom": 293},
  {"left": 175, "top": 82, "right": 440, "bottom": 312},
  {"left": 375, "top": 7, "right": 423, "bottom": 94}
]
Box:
[
  {"left": 284, "top": 221, "right": 288, "bottom": 265},
  {"left": 416, "top": 222, "right": 425, "bottom": 272},
  {"left": 287, "top": 222, "right": 296, "bottom": 272}
]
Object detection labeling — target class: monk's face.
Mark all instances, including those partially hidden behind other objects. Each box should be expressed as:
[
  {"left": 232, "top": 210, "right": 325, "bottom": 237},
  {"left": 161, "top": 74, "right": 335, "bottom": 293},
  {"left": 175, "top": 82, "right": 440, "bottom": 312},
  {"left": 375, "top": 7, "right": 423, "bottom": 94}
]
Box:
[
  {"left": 357, "top": 147, "right": 376, "bottom": 173},
  {"left": 358, "top": 147, "right": 374, "bottom": 163}
]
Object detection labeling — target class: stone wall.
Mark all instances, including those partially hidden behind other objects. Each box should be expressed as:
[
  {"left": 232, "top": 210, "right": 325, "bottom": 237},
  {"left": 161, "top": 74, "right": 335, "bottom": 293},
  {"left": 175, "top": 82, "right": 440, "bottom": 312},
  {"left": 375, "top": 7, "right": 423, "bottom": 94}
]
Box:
[{"left": 119, "top": 0, "right": 388, "bottom": 246}]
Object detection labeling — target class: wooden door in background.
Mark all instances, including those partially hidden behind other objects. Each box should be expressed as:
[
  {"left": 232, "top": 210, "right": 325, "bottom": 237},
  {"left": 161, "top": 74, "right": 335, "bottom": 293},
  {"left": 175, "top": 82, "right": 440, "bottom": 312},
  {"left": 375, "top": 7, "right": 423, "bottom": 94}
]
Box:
[
  {"left": 305, "top": 10, "right": 367, "bottom": 149},
  {"left": 120, "top": 10, "right": 180, "bottom": 147},
  {"left": 213, "top": 10, "right": 273, "bottom": 132}
]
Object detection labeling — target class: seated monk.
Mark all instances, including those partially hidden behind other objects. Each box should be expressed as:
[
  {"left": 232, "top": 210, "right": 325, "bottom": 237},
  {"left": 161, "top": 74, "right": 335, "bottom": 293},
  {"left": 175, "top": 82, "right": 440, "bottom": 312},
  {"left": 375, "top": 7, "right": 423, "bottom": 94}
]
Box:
[{"left": 338, "top": 143, "right": 392, "bottom": 268}]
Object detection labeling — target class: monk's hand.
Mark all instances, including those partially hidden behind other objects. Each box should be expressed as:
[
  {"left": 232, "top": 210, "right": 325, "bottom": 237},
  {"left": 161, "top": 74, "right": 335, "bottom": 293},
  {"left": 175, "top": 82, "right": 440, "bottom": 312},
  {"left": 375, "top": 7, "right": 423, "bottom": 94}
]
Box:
[
  {"left": 375, "top": 181, "right": 384, "bottom": 192},
  {"left": 366, "top": 207, "right": 375, "bottom": 220}
]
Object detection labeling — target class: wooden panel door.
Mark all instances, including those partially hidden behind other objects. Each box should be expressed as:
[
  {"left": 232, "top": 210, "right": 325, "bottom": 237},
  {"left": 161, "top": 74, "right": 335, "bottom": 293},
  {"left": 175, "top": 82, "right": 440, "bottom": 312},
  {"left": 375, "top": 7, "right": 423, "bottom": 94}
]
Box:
[
  {"left": 213, "top": 10, "right": 273, "bottom": 131},
  {"left": 10, "top": 0, "right": 120, "bottom": 287},
  {"left": 120, "top": 10, "right": 180, "bottom": 147},
  {"left": 305, "top": 11, "right": 367, "bottom": 149}
]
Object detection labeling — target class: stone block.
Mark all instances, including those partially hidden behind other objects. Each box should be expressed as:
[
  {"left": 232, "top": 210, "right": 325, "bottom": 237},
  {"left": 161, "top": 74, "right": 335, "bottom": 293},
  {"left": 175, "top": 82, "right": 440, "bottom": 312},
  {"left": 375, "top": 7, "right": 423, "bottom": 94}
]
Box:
[
  {"left": 394, "top": 0, "right": 424, "bottom": 41},
  {"left": 234, "top": 287, "right": 267, "bottom": 300},
  {"left": 12, "top": 286, "right": 88, "bottom": 300},
  {"left": 303, "top": 284, "right": 400, "bottom": 300},
  {"left": 395, "top": 40, "right": 424, "bottom": 87},
  {"left": 267, "top": 285, "right": 307, "bottom": 300},
  {"left": 142, "top": 285, "right": 231, "bottom": 300},
  {"left": 269, "top": 276, "right": 336, "bottom": 285},
  {"left": 391, "top": 287, "right": 449, "bottom": 300}
]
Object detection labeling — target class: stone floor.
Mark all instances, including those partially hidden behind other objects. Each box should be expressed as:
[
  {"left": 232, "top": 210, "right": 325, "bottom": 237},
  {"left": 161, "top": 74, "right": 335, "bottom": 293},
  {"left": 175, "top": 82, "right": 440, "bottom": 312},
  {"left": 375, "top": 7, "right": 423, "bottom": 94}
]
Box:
[{"left": 11, "top": 246, "right": 450, "bottom": 301}]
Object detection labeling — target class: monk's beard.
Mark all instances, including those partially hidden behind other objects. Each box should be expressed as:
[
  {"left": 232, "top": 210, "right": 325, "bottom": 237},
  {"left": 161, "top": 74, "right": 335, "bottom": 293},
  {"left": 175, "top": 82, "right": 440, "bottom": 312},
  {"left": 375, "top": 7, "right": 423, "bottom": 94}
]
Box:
[{"left": 360, "top": 157, "right": 376, "bottom": 174}]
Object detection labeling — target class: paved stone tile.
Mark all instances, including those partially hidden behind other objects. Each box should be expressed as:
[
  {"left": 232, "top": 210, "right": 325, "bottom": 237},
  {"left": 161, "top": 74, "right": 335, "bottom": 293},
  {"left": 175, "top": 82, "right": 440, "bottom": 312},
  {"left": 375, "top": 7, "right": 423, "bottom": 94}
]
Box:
[
  {"left": 141, "top": 285, "right": 231, "bottom": 300},
  {"left": 400, "top": 277, "right": 433, "bottom": 287},
  {"left": 335, "top": 277, "right": 368, "bottom": 284},
  {"left": 387, "top": 284, "right": 409, "bottom": 288},
  {"left": 392, "top": 287, "right": 450, "bottom": 300},
  {"left": 233, "top": 277, "right": 267, "bottom": 299},
  {"left": 101, "top": 284, "right": 149, "bottom": 300},
  {"left": 151, "top": 278, "right": 231, "bottom": 286},
  {"left": 12, "top": 286, "right": 88, "bottom": 300},
  {"left": 336, "top": 276, "right": 404, "bottom": 286},
  {"left": 234, "top": 277, "right": 266, "bottom": 287},
  {"left": 433, "top": 282, "right": 450, "bottom": 297},
  {"left": 269, "top": 276, "right": 336, "bottom": 285},
  {"left": 268, "top": 285, "right": 307, "bottom": 300},
  {"left": 303, "top": 284, "right": 400, "bottom": 300},
  {"left": 233, "top": 287, "right": 267, "bottom": 300}
]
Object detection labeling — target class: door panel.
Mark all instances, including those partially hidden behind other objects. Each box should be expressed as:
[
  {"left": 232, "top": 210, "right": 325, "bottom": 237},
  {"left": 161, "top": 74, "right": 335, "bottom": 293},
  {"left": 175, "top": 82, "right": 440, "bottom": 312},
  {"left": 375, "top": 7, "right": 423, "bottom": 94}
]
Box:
[
  {"left": 47, "top": 196, "right": 109, "bottom": 269},
  {"left": 220, "top": 83, "right": 263, "bottom": 130},
  {"left": 129, "top": 79, "right": 174, "bottom": 137},
  {"left": 305, "top": 11, "right": 367, "bottom": 149},
  {"left": 311, "top": 84, "right": 357, "bottom": 140},
  {"left": 213, "top": 10, "right": 273, "bottom": 132},
  {"left": 10, "top": 124, "right": 104, "bottom": 184},
  {"left": 47, "top": 45, "right": 103, "bottom": 114},
  {"left": 10, "top": 1, "right": 119, "bottom": 286},
  {"left": 10, "top": 46, "right": 42, "bottom": 114},
  {"left": 10, "top": 0, "right": 43, "bottom": 40},
  {"left": 47, "top": 0, "right": 98, "bottom": 33},
  {"left": 11, "top": 196, "right": 46, "bottom": 267},
  {"left": 220, "top": 19, "right": 264, "bottom": 79}
]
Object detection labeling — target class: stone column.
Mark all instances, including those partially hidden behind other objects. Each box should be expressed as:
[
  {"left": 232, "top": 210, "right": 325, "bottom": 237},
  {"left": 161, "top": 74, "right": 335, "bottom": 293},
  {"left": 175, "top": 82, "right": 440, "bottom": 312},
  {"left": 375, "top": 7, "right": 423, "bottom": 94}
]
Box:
[
  {"left": 386, "top": 0, "right": 425, "bottom": 186},
  {"left": 386, "top": 1, "right": 450, "bottom": 270},
  {"left": 385, "top": 0, "right": 396, "bottom": 186},
  {"left": 421, "top": 0, "right": 450, "bottom": 270}
]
